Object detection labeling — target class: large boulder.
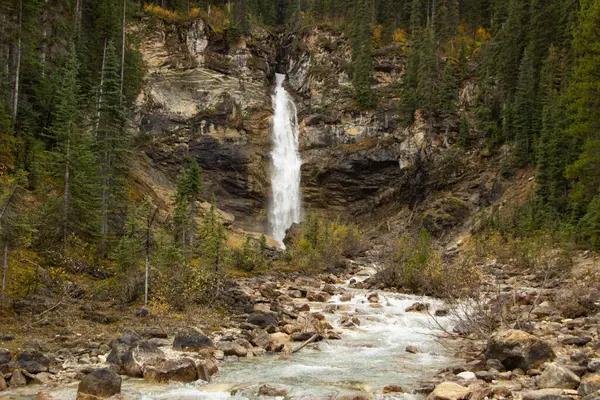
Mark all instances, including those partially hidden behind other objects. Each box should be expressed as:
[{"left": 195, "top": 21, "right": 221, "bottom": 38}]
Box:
[
  {"left": 16, "top": 349, "right": 50, "bottom": 374},
  {"left": 172, "top": 328, "right": 214, "bottom": 352},
  {"left": 0, "top": 349, "right": 10, "bottom": 365},
  {"left": 247, "top": 312, "right": 277, "bottom": 329},
  {"left": 107, "top": 333, "right": 165, "bottom": 377},
  {"left": 106, "top": 331, "right": 141, "bottom": 365},
  {"left": 9, "top": 370, "right": 27, "bottom": 387},
  {"left": 579, "top": 374, "right": 600, "bottom": 397},
  {"left": 249, "top": 329, "right": 270, "bottom": 348},
  {"left": 306, "top": 291, "right": 331, "bottom": 302},
  {"left": 268, "top": 332, "right": 291, "bottom": 352},
  {"left": 217, "top": 342, "right": 248, "bottom": 357},
  {"left": 485, "top": 330, "right": 555, "bottom": 371},
  {"left": 143, "top": 359, "right": 198, "bottom": 382},
  {"left": 538, "top": 363, "right": 580, "bottom": 389},
  {"left": 258, "top": 384, "right": 289, "bottom": 397},
  {"left": 427, "top": 382, "right": 470, "bottom": 400},
  {"left": 77, "top": 368, "right": 121, "bottom": 399}
]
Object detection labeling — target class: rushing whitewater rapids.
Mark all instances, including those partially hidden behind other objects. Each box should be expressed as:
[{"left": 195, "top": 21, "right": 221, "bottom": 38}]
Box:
[
  {"left": 6, "top": 270, "right": 456, "bottom": 399},
  {"left": 268, "top": 73, "right": 302, "bottom": 246}
]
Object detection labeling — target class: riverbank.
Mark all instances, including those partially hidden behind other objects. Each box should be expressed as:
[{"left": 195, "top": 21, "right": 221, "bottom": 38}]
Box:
[
  {"left": 0, "top": 262, "right": 461, "bottom": 399},
  {"left": 1, "top": 251, "right": 599, "bottom": 400}
]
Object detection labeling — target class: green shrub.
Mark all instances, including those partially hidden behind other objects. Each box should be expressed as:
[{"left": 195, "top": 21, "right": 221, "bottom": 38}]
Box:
[
  {"left": 375, "top": 229, "right": 482, "bottom": 298},
  {"left": 287, "top": 213, "right": 364, "bottom": 273},
  {"left": 231, "top": 235, "right": 270, "bottom": 272}
]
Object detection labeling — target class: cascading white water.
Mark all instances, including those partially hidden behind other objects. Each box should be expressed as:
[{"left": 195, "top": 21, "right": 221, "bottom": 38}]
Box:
[{"left": 268, "top": 73, "right": 302, "bottom": 246}]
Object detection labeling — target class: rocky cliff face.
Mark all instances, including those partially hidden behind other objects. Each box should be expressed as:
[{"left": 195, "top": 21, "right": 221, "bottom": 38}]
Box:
[
  {"left": 134, "top": 17, "right": 489, "bottom": 236},
  {"left": 134, "top": 18, "right": 278, "bottom": 228}
]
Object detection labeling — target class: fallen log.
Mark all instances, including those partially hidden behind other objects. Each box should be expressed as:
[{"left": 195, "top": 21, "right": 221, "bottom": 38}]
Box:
[{"left": 291, "top": 333, "right": 320, "bottom": 354}]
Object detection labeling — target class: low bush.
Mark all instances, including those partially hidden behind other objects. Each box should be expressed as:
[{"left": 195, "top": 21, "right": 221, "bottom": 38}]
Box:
[
  {"left": 231, "top": 235, "right": 271, "bottom": 272},
  {"left": 473, "top": 231, "right": 573, "bottom": 278},
  {"left": 375, "top": 229, "right": 482, "bottom": 298},
  {"left": 287, "top": 213, "right": 364, "bottom": 273}
]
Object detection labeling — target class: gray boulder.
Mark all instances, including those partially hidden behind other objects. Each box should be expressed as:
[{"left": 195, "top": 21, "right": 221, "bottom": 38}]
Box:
[
  {"left": 0, "top": 349, "right": 10, "bottom": 365},
  {"left": 217, "top": 342, "right": 248, "bottom": 357},
  {"left": 247, "top": 312, "right": 277, "bottom": 329},
  {"left": 172, "top": 328, "right": 214, "bottom": 352},
  {"left": 538, "top": 363, "right": 580, "bottom": 389},
  {"left": 9, "top": 370, "right": 27, "bottom": 387},
  {"left": 107, "top": 333, "right": 164, "bottom": 377},
  {"left": 485, "top": 330, "right": 555, "bottom": 371},
  {"left": 77, "top": 368, "right": 121, "bottom": 399},
  {"left": 143, "top": 359, "right": 198, "bottom": 382},
  {"left": 579, "top": 374, "right": 600, "bottom": 397},
  {"left": 16, "top": 349, "right": 50, "bottom": 374},
  {"left": 588, "top": 359, "right": 600, "bottom": 373}
]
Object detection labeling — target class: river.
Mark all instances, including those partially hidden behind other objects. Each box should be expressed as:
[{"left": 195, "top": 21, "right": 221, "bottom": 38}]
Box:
[{"left": 1, "top": 270, "right": 456, "bottom": 399}]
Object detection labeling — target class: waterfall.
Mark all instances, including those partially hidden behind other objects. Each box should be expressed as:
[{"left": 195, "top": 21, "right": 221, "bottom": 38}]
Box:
[{"left": 269, "top": 73, "right": 302, "bottom": 247}]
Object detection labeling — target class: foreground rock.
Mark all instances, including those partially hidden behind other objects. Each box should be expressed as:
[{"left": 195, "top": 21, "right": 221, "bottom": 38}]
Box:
[
  {"left": 9, "top": 370, "right": 26, "bottom": 387},
  {"left": 172, "top": 328, "right": 214, "bottom": 352},
  {"left": 538, "top": 363, "right": 580, "bottom": 389},
  {"left": 579, "top": 374, "right": 600, "bottom": 397},
  {"left": 522, "top": 389, "right": 579, "bottom": 400},
  {"left": 258, "top": 384, "right": 289, "bottom": 397},
  {"left": 0, "top": 349, "right": 10, "bottom": 365},
  {"left": 427, "top": 382, "right": 470, "bottom": 400},
  {"left": 107, "top": 332, "right": 165, "bottom": 377},
  {"left": 77, "top": 368, "right": 121, "bottom": 399},
  {"left": 16, "top": 349, "right": 50, "bottom": 374},
  {"left": 485, "top": 329, "right": 555, "bottom": 370},
  {"left": 143, "top": 359, "right": 198, "bottom": 383}
]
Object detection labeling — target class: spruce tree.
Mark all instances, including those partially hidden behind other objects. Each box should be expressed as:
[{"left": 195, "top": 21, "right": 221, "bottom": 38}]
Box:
[
  {"left": 458, "top": 118, "right": 471, "bottom": 147},
  {"left": 535, "top": 48, "right": 560, "bottom": 208},
  {"left": 437, "top": 61, "right": 459, "bottom": 132},
  {"left": 514, "top": 43, "right": 536, "bottom": 166},
  {"left": 566, "top": 0, "right": 600, "bottom": 210},
  {"left": 200, "top": 196, "right": 228, "bottom": 272},
  {"left": 96, "top": 40, "right": 129, "bottom": 257},
  {"left": 45, "top": 43, "right": 100, "bottom": 250},
  {"left": 493, "top": 0, "right": 527, "bottom": 97},
  {"left": 173, "top": 159, "right": 203, "bottom": 251},
  {"left": 351, "top": 0, "right": 374, "bottom": 109},
  {"left": 232, "top": 0, "right": 250, "bottom": 36},
  {"left": 417, "top": 24, "right": 438, "bottom": 132}
]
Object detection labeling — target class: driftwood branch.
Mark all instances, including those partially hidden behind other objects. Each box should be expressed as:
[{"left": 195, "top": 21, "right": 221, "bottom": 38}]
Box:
[{"left": 291, "top": 333, "right": 320, "bottom": 354}]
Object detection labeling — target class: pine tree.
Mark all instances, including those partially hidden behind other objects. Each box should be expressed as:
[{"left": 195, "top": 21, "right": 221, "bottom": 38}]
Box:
[
  {"left": 232, "top": 0, "right": 250, "bottom": 36},
  {"left": 351, "top": 0, "right": 374, "bottom": 109},
  {"left": 173, "top": 159, "right": 203, "bottom": 251},
  {"left": 566, "top": 0, "right": 600, "bottom": 210},
  {"left": 96, "top": 40, "right": 129, "bottom": 257},
  {"left": 458, "top": 118, "right": 471, "bottom": 147},
  {"left": 437, "top": 61, "right": 459, "bottom": 132},
  {"left": 417, "top": 24, "right": 438, "bottom": 132},
  {"left": 493, "top": 0, "right": 527, "bottom": 97},
  {"left": 514, "top": 43, "right": 536, "bottom": 166},
  {"left": 0, "top": 171, "right": 28, "bottom": 305},
  {"left": 45, "top": 43, "right": 100, "bottom": 251},
  {"left": 535, "top": 48, "right": 560, "bottom": 208},
  {"left": 200, "top": 196, "right": 228, "bottom": 272},
  {"left": 579, "top": 194, "right": 600, "bottom": 249},
  {"left": 409, "top": 0, "right": 423, "bottom": 35},
  {"left": 436, "top": 0, "right": 459, "bottom": 45}
]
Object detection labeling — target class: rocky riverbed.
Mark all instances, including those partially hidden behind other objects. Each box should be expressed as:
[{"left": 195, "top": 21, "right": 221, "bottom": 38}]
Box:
[
  {"left": 0, "top": 264, "right": 457, "bottom": 399},
  {"left": 1, "top": 257, "right": 600, "bottom": 400}
]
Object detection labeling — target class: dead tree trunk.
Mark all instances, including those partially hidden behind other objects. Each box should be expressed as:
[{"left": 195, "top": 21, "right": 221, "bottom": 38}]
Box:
[{"left": 11, "top": 0, "right": 22, "bottom": 126}]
